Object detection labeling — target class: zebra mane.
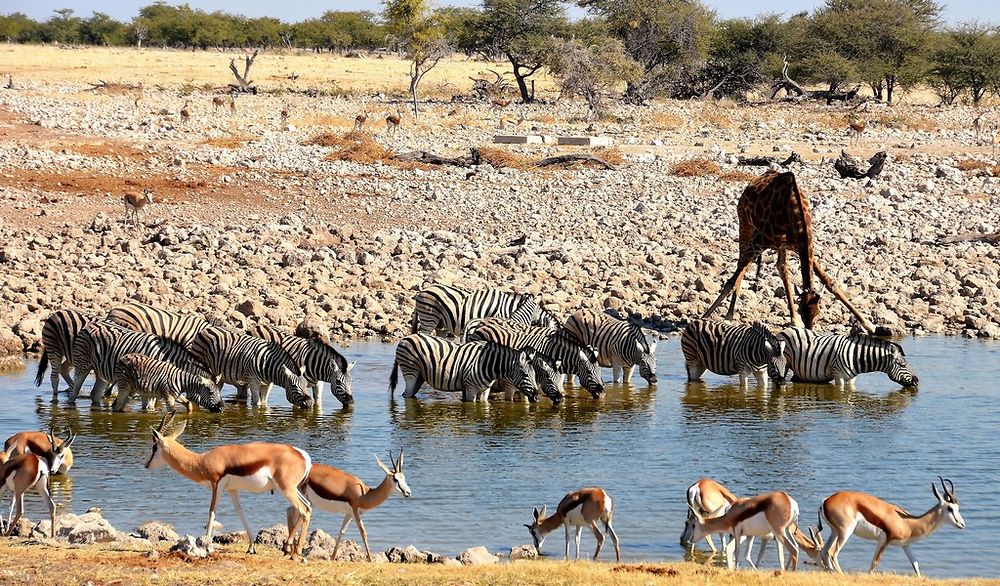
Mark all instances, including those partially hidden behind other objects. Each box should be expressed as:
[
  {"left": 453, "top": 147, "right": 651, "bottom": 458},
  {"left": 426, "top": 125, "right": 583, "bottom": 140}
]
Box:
[
  {"left": 750, "top": 322, "right": 779, "bottom": 344},
  {"left": 553, "top": 329, "right": 598, "bottom": 362},
  {"left": 294, "top": 321, "right": 348, "bottom": 370}
]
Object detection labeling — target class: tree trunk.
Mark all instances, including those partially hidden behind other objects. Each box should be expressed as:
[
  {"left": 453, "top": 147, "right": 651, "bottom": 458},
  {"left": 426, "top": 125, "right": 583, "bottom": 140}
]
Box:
[
  {"left": 409, "top": 73, "right": 419, "bottom": 120},
  {"left": 885, "top": 75, "right": 896, "bottom": 105},
  {"left": 508, "top": 54, "right": 535, "bottom": 104}
]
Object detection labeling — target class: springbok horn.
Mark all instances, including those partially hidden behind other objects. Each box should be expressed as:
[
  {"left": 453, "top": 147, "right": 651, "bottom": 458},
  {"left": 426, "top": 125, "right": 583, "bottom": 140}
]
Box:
[
  {"left": 397, "top": 449, "right": 404, "bottom": 470},
  {"left": 940, "top": 476, "right": 955, "bottom": 497}
]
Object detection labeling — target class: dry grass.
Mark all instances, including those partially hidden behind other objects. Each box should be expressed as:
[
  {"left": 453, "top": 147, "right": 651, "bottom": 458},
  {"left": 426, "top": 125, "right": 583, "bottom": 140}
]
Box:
[
  {"left": 650, "top": 111, "right": 685, "bottom": 129},
  {"left": 299, "top": 113, "right": 354, "bottom": 128},
  {"left": 719, "top": 169, "right": 761, "bottom": 183},
  {"left": 200, "top": 134, "right": 258, "bottom": 149},
  {"left": 955, "top": 159, "right": 992, "bottom": 172},
  {"left": 476, "top": 145, "right": 532, "bottom": 170},
  {"left": 0, "top": 542, "right": 993, "bottom": 586},
  {"left": 873, "top": 110, "right": 937, "bottom": 131},
  {"left": 697, "top": 106, "right": 734, "bottom": 129},
  {"left": 325, "top": 138, "right": 395, "bottom": 164},
  {"left": 670, "top": 158, "right": 722, "bottom": 177},
  {"left": 302, "top": 132, "right": 353, "bottom": 147},
  {"left": 594, "top": 147, "right": 625, "bottom": 166}
]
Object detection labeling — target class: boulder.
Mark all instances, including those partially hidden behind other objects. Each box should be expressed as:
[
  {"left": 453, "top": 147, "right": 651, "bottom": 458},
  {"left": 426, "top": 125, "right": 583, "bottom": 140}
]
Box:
[
  {"left": 169, "top": 535, "right": 213, "bottom": 560},
  {"left": 36, "top": 511, "right": 118, "bottom": 544},
  {"left": 384, "top": 545, "right": 432, "bottom": 564},
  {"left": 254, "top": 524, "right": 289, "bottom": 549},
  {"left": 213, "top": 531, "right": 248, "bottom": 545},
  {"left": 509, "top": 544, "right": 539, "bottom": 560},
  {"left": 134, "top": 521, "right": 179, "bottom": 543},
  {"left": 457, "top": 546, "right": 498, "bottom": 566}
]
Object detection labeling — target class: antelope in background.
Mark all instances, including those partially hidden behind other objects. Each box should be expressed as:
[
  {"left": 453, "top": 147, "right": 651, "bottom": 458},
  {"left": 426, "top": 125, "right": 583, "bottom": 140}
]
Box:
[
  {"left": 280, "top": 105, "right": 289, "bottom": 126},
  {"left": 179, "top": 101, "right": 190, "bottom": 123},
  {"left": 4, "top": 431, "right": 75, "bottom": 475},
  {"left": 989, "top": 123, "right": 1000, "bottom": 157},
  {"left": 818, "top": 478, "right": 965, "bottom": 576},
  {"left": 286, "top": 451, "right": 411, "bottom": 561},
  {"left": 123, "top": 187, "right": 153, "bottom": 229},
  {"left": 526, "top": 487, "right": 621, "bottom": 561},
  {"left": 212, "top": 96, "right": 225, "bottom": 111},
  {"left": 228, "top": 94, "right": 237, "bottom": 114},
  {"left": 499, "top": 111, "right": 525, "bottom": 130},
  {"left": 386, "top": 109, "right": 403, "bottom": 134},
  {"left": 354, "top": 111, "right": 369, "bottom": 133},
  {"left": 144, "top": 413, "right": 313, "bottom": 558},
  {"left": 686, "top": 490, "right": 801, "bottom": 572},
  {"left": 848, "top": 119, "right": 866, "bottom": 144},
  {"left": 0, "top": 430, "right": 75, "bottom": 537}
]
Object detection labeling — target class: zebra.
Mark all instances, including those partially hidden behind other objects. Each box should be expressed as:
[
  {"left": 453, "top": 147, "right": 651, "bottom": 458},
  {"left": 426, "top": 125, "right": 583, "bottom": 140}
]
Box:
[
  {"left": 388, "top": 333, "right": 544, "bottom": 403},
  {"left": 106, "top": 301, "right": 214, "bottom": 348},
  {"left": 411, "top": 284, "right": 556, "bottom": 338},
  {"left": 465, "top": 317, "right": 605, "bottom": 398},
  {"left": 35, "top": 308, "right": 96, "bottom": 398},
  {"left": 190, "top": 326, "right": 314, "bottom": 409},
  {"left": 564, "top": 310, "right": 657, "bottom": 385},
  {"left": 497, "top": 351, "right": 565, "bottom": 403},
  {"left": 777, "top": 327, "right": 918, "bottom": 388},
  {"left": 247, "top": 323, "right": 354, "bottom": 408},
  {"left": 680, "top": 320, "right": 786, "bottom": 387},
  {"left": 112, "top": 353, "right": 224, "bottom": 413},
  {"left": 67, "top": 320, "right": 208, "bottom": 407}
]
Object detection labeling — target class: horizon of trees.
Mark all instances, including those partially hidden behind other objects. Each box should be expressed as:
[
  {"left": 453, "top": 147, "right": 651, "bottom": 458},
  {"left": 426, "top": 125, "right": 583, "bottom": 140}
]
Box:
[{"left": 2, "top": 0, "right": 999, "bottom": 110}]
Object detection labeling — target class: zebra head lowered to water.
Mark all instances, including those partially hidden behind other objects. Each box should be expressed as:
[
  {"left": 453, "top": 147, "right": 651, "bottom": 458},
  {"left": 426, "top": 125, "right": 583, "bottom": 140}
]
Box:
[
  {"left": 247, "top": 323, "right": 354, "bottom": 408},
  {"left": 681, "top": 320, "right": 786, "bottom": 388},
  {"left": 389, "top": 333, "right": 544, "bottom": 402},
  {"left": 564, "top": 310, "right": 657, "bottom": 385},
  {"left": 778, "top": 327, "right": 918, "bottom": 388},
  {"left": 113, "top": 353, "right": 224, "bottom": 413}
]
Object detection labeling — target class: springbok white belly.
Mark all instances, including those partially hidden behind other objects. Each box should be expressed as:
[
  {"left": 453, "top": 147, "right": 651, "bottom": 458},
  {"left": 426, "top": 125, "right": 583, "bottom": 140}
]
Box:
[
  {"left": 736, "top": 512, "right": 775, "bottom": 538},
  {"left": 853, "top": 514, "right": 885, "bottom": 541},
  {"left": 215, "top": 468, "right": 275, "bottom": 493},
  {"left": 306, "top": 488, "right": 354, "bottom": 515}
]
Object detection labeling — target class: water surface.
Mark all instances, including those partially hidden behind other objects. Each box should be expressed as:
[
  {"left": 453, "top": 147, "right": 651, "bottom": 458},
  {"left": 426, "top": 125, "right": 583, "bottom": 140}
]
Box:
[{"left": 0, "top": 336, "right": 996, "bottom": 577}]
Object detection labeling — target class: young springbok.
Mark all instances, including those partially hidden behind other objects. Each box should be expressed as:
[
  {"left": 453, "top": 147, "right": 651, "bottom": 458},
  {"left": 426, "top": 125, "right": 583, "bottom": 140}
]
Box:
[
  {"left": 228, "top": 94, "right": 237, "bottom": 114},
  {"left": 144, "top": 413, "right": 313, "bottom": 558},
  {"left": 0, "top": 430, "right": 75, "bottom": 537},
  {"left": 687, "top": 490, "right": 800, "bottom": 572},
  {"left": 286, "top": 451, "right": 411, "bottom": 561},
  {"left": 818, "top": 478, "right": 965, "bottom": 576},
  {"left": 386, "top": 110, "right": 402, "bottom": 134},
  {"left": 280, "top": 105, "right": 290, "bottom": 126},
  {"left": 180, "top": 101, "right": 190, "bottom": 124},
  {"left": 123, "top": 188, "right": 153, "bottom": 228},
  {"left": 354, "top": 111, "right": 369, "bottom": 133},
  {"left": 212, "top": 96, "right": 225, "bottom": 111},
  {"left": 526, "top": 487, "right": 621, "bottom": 561},
  {"left": 3, "top": 431, "right": 75, "bottom": 475}
]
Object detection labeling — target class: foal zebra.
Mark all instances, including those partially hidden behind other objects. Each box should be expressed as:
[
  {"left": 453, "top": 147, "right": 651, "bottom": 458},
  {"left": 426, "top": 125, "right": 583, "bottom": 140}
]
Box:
[
  {"left": 106, "top": 302, "right": 214, "bottom": 348},
  {"left": 388, "top": 333, "right": 547, "bottom": 403},
  {"left": 411, "top": 284, "right": 556, "bottom": 338},
  {"left": 113, "top": 353, "right": 224, "bottom": 413},
  {"left": 564, "top": 310, "right": 657, "bottom": 385},
  {"left": 681, "top": 320, "right": 786, "bottom": 387},
  {"left": 67, "top": 320, "right": 207, "bottom": 407},
  {"left": 777, "top": 327, "right": 918, "bottom": 387},
  {"left": 35, "top": 309, "right": 95, "bottom": 398},
  {"left": 190, "top": 326, "right": 314, "bottom": 409},
  {"left": 247, "top": 323, "right": 355, "bottom": 408},
  {"left": 466, "top": 318, "right": 605, "bottom": 398}
]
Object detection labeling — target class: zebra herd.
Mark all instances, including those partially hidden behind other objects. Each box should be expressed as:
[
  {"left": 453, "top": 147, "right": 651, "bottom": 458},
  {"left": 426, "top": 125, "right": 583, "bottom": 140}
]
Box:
[{"left": 31, "top": 282, "right": 917, "bottom": 414}]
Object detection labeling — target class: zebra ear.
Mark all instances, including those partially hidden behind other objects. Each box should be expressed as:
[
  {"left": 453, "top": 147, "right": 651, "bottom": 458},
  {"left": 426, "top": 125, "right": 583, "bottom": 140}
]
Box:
[
  {"left": 764, "top": 340, "right": 774, "bottom": 353},
  {"left": 778, "top": 340, "right": 786, "bottom": 355},
  {"left": 347, "top": 361, "right": 356, "bottom": 372},
  {"left": 520, "top": 347, "right": 536, "bottom": 362},
  {"left": 554, "top": 359, "right": 562, "bottom": 370}
]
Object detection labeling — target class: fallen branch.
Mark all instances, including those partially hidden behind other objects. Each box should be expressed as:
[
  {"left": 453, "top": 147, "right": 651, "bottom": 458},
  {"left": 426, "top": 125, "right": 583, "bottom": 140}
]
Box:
[
  {"left": 86, "top": 80, "right": 141, "bottom": 92},
  {"left": 934, "top": 232, "right": 1000, "bottom": 245},
  {"left": 736, "top": 152, "right": 802, "bottom": 167},
  {"left": 535, "top": 153, "right": 619, "bottom": 170},
  {"left": 834, "top": 150, "right": 888, "bottom": 179},
  {"left": 394, "top": 150, "right": 471, "bottom": 166}
]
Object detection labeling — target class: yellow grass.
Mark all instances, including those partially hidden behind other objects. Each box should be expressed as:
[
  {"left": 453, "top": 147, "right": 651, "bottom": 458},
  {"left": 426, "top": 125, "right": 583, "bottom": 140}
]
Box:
[
  {"left": 0, "top": 45, "right": 559, "bottom": 97},
  {"left": 670, "top": 158, "right": 722, "bottom": 177},
  {"left": 476, "top": 145, "right": 532, "bottom": 170},
  {"left": 325, "top": 138, "right": 395, "bottom": 164},
  {"left": 873, "top": 110, "right": 937, "bottom": 131},
  {"left": 719, "top": 169, "right": 761, "bottom": 182},
  {"left": 0, "top": 542, "right": 994, "bottom": 586},
  {"left": 200, "top": 134, "right": 258, "bottom": 149}
]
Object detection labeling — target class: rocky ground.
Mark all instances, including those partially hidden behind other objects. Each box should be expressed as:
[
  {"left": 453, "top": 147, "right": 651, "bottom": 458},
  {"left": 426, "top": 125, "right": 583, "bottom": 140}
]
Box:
[{"left": 1, "top": 79, "right": 998, "bottom": 361}]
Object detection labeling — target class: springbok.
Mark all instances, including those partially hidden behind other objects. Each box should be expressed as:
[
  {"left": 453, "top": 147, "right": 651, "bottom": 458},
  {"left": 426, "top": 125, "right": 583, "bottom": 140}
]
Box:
[
  {"left": 228, "top": 94, "right": 236, "bottom": 114},
  {"left": 0, "top": 430, "right": 75, "bottom": 537},
  {"left": 491, "top": 98, "right": 511, "bottom": 109},
  {"left": 280, "top": 105, "right": 290, "bottom": 125},
  {"left": 386, "top": 110, "right": 402, "bottom": 134},
  {"left": 212, "top": 96, "right": 225, "bottom": 111},
  {"left": 681, "top": 478, "right": 740, "bottom": 553},
  {"left": 818, "top": 478, "right": 965, "bottom": 576},
  {"left": 180, "top": 101, "right": 190, "bottom": 124},
  {"left": 499, "top": 111, "right": 525, "bottom": 130},
  {"left": 990, "top": 124, "right": 1000, "bottom": 157},
  {"left": 286, "top": 451, "right": 411, "bottom": 561},
  {"left": 144, "top": 413, "right": 313, "bottom": 558},
  {"left": 123, "top": 188, "right": 153, "bottom": 228},
  {"left": 354, "top": 111, "right": 369, "bottom": 133},
  {"left": 3, "top": 431, "right": 75, "bottom": 475},
  {"left": 687, "top": 491, "right": 800, "bottom": 572},
  {"left": 848, "top": 119, "right": 866, "bottom": 143},
  {"left": 526, "top": 487, "right": 621, "bottom": 561}
]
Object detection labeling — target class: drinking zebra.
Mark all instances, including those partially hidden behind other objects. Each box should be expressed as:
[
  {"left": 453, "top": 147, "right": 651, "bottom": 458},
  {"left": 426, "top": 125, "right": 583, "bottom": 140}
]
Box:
[
  {"left": 35, "top": 308, "right": 95, "bottom": 398},
  {"left": 466, "top": 318, "right": 605, "bottom": 398},
  {"left": 106, "top": 301, "right": 214, "bottom": 348},
  {"left": 113, "top": 353, "right": 224, "bottom": 413},
  {"left": 388, "top": 333, "right": 554, "bottom": 403},
  {"left": 564, "top": 310, "right": 657, "bottom": 385},
  {"left": 680, "top": 320, "right": 786, "bottom": 387},
  {"left": 777, "top": 327, "right": 918, "bottom": 387},
  {"left": 411, "top": 284, "right": 556, "bottom": 338},
  {"left": 247, "top": 323, "right": 354, "bottom": 408},
  {"left": 67, "top": 320, "right": 208, "bottom": 407},
  {"left": 190, "top": 326, "right": 314, "bottom": 409}
]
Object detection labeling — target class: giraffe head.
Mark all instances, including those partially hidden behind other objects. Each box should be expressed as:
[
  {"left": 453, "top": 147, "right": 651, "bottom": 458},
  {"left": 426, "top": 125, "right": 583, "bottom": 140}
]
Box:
[{"left": 798, "top": 289, "right": 821, "bottom": 329}]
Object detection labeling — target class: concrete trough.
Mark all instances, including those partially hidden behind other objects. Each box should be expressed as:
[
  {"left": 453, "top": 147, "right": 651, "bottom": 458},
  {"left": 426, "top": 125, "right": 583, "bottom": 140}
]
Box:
[
  {"left": 557, "top": 136, "right": 615, "bottom": 146},
  {"left": 493, "top": 135, "right": 546, "bottom": 144}
]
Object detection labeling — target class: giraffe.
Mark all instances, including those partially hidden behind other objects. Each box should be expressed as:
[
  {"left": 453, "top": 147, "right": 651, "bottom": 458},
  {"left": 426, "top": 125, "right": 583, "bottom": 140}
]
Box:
[{"left": 702, "top": 170, "right": 880, "bottom": 333}]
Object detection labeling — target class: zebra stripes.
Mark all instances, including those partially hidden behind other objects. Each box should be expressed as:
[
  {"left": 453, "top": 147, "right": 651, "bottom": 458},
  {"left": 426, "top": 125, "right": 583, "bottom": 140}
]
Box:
[
  {"left": 35, "top": 309, "right": 95, "bottom": 398},
  {"left": 190, "top": 326, "right": 313, "bottom": 409},
  {"left": 106, "top": 302, "right": 213, "bottom": 348},
  {"left": 67, "top": 320, "right": 207, "bottom": 406},
  {"left": 411, "top": 284, "right": 555, "bottom": 338},
  {"left": 247, "top": 323, "right": 354, "bottom": 408},
  {"left": 564, "top": 310, "right": 657, "bottom": 385},
  {"left": 113, "top": 353, "right": 224, "bottom": 413},
  {"left": 388, "top": 333, "right": 542, "bottom": 402},
  {"left": 681, "top": 320, "right": 785, "bottom": 387},
  {"left": 466, "top": 318, "right": 605, "bottom": 398},
  {"left": 777, "top": 327, "right": 918, "bottom": 387}
]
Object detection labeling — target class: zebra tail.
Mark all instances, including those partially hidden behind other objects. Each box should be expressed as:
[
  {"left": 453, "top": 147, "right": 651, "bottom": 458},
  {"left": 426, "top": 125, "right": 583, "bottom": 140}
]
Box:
[
  {"left": 389, "top": 359, "right": 399, "bottom": 394},
  {"left": 35, "top": 348, "right": 49, "bottom": 387}
]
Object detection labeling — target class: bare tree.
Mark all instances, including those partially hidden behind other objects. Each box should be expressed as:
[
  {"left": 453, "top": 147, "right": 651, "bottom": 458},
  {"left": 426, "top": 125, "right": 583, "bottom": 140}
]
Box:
[
  {"left": 229, "top": 49, "right": 259, "bottom": 93},
  {"left": 132, "top": 24, "right": 148, "bottom": 50}
]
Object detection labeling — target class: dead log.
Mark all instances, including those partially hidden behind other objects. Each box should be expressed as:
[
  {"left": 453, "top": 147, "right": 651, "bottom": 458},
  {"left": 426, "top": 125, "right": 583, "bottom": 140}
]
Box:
[
  {"left": 769, "top": 56, "right": 806, "bottom": 100},
  {"left": 229, "top": 50, "right": 259, "bottom": 93},
  {"left": 736, "top": 152, "right": 802, "bottom": 167},
  {"left": 834, "top": 150, "right": 888, "bottom": 179},
  {"left": 934, "top": 232, "right": 1000, "bottom": 245},
  {"left": 394, "top": 150, "right": 472, "bottom": 166},
  {"left": 535, "top": 153, "right": 619, "bottom": 170},
  {"left": 86, "top": 80, "right": 141, "bottom": 92}
]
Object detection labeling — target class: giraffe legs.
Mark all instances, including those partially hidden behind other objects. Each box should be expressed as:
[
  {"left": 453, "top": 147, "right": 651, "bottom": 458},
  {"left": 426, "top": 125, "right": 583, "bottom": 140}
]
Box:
[
  {"left": 812, "top": 260, "right": 878, "bottom": 333},
  {"left": 703, "top": 253, "right": 759, "bottom": 321},
  {"left": 777, "top": 248, "right": 802, "bottom": 327}
]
